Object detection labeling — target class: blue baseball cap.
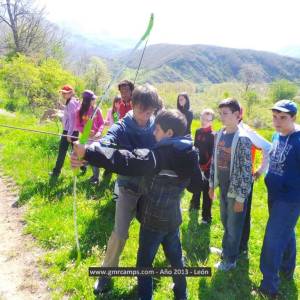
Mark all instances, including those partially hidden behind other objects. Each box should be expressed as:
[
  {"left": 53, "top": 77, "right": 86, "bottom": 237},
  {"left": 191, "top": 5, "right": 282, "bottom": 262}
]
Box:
[{"left": 271, "top": 100, "right": 298, "bottom": 114}]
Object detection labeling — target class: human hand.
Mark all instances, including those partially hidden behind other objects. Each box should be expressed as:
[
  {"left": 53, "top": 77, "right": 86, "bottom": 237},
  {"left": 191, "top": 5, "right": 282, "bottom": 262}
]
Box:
[
  {"left": 67, "top": 136, "right": 72, "bottom": 143},
  {"left": 208, "top": 188, "right": 215, "bottom": 201},
  {"left": 89, "top": 130, "right": 96, "bottom": 138},
  {"left": 73, "top": 141, "right": 86, "bottom": 159},
  {"left": 70, "top": 152, "right": 86, "bottom": 168},
  {"left": 253, "top": 171, "right": 261, "bottom": 181},
  {"left": 233, "top": 201, "right": 244, "bottom": 213}
]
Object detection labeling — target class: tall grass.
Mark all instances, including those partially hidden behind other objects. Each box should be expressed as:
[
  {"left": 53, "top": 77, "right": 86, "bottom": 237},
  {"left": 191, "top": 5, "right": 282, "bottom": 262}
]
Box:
[{"left": 0, "top": 113, "right": 298, "bottom": 300}]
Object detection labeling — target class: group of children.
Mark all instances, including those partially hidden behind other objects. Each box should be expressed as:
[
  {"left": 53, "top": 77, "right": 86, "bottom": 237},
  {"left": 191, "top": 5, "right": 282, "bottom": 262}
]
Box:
[
  {"left": 50, "top": 80, "right": 134, "bottom": 184},
  {"left": 55, "top": 79, "right": 299, "bottom": 300}
]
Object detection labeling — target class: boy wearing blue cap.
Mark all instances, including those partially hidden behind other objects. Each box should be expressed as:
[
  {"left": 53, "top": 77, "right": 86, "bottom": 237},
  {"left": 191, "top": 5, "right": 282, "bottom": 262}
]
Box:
[{"left": 259, "top": 100, "right": 300, "bottom": 298}]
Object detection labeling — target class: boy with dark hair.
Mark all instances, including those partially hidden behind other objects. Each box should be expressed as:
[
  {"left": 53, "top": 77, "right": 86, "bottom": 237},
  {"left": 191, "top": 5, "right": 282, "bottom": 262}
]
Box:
[
  {"left": 238, "top": 108, "right": 271, "bottom": 256},
  {"left": 209, "top": 98, "right": 253, "bottom": 271},
  {"left": 71, "top": 109, "right": 202, "bottom": 300},
  {"left": 258, "top": 100, "right": 300, "bottom": 298},
  {"left": 118, "top": 79, "right": 135, "bottom": 119},
  {"left": 85, "top": 84, "right": 160, "bottom": 294}
]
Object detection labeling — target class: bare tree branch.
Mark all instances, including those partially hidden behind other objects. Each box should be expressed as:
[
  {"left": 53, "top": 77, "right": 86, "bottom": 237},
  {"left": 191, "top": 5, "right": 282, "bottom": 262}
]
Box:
[{"left": 0, "top": 0, "right": 65, "bottom": 56}]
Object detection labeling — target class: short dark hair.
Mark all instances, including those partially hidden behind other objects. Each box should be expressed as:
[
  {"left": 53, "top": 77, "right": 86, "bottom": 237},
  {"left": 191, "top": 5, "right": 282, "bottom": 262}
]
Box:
[
  {"left": 177, "top": 92, "right": 190, "bottom": 111},
  {"left": 272, "top": 109, "right": 297, "bottom": 118},
  {"left": 155, "top": 109, "right": 187, "bottom": 137},
  {"left": 118, "top": 80, "right": 134, "bottom": 92},
  {"left": 132, "top": 84, "right": 161, "bottom": 110},
  {"left": 218, "top": 98, "right": 241, "bottom": 113}
]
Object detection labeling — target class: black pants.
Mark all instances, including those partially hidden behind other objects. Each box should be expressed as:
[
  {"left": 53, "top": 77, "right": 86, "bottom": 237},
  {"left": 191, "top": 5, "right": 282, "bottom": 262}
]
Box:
[
  {"left": 239, "top": 182, "right": 254, "bottom": 252},
  {"left": 190, "top": 180, "right": 212, "bottom": 222},
  {"left": 52, "top": 130, "right": 78, "bottom": 176}
]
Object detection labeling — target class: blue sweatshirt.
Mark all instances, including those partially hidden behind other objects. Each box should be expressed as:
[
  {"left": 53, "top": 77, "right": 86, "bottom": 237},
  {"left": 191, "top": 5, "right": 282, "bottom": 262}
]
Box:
[
  {"left": 102, "top": 111, "right": 156, "bottom": 150},
  {"left": 265, "top": 130, "right": 300, "bottom": 203},
  {"left": 101, "top": 111, "right": 156, "bottom": 191}
]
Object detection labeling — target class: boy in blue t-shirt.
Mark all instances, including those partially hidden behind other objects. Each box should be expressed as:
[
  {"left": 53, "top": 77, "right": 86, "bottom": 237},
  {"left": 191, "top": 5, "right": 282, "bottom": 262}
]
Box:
[{"left": 259, "top": 100, "right": 300, "bottom": 298}]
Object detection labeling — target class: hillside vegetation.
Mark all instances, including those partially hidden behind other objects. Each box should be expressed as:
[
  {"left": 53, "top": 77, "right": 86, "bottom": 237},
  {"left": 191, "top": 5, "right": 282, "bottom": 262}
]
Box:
[{"left": 123, "top": 44, "right": 300, "bottom": 84}]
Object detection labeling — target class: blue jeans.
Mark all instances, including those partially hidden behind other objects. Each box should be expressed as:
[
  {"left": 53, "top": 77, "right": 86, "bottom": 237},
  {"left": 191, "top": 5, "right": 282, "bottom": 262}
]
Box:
[
  {"left": 220, "top": 191, "right": 248, "bottom": 263},
  {"left": 92, "top": 166, "right": 99, "bottom": 179},
  {"left": 137, "top": 226, "right": 187, "bottom": 300},
  {"left": 260, "top": 199, "right": 300, "bottom": 294},
  {"left": 240, "top": 182, "right": 254, "bottom": 252}
]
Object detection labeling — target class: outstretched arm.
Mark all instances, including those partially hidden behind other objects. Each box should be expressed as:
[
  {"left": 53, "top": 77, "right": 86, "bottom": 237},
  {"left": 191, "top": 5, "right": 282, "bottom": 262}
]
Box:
[{"left": 71, "top": 142, "right": 157, "bottom": 177}]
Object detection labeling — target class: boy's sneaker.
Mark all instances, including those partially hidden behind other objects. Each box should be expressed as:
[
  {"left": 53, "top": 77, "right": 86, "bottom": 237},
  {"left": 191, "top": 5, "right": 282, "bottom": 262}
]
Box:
[
  {"left": 49, "top": 171, "right": 59, "bottom": 178},
  {"left": 201, "top": 219, "right": 211, "bottom": 225},
  {"left": 210, "top": 247, "right": 223, "bottom": 257},
  {"left": 214, "top": 260, "right": 236, "bottom": 272},
  {"left": 89, "top": 176, "right": 99, "bottom": 185},
  {"left": 252, "top": 287, "right": 280, "bottom": 299},
  {"left": 93, "top": 277, "right": 111, "bottom": 295}
]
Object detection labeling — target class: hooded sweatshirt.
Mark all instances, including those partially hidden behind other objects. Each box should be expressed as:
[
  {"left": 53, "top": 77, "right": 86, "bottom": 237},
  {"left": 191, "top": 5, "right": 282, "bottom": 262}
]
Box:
[
  {"left": 84, "top": 136, "right": 202, "bottom": 231},
  {"left": 100, "top": 110, "right": 156, "bottom": 191}
]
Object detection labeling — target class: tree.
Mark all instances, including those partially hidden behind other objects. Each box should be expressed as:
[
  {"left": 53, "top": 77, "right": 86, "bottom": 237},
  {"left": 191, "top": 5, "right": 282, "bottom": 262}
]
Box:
[
  {"left": 269, "top": 79, "right": 298, "bottom": 102},
  {"left": 243, "top": 90, "right": 258, "bottom": 117},
  {"left": 0, "top": 0, "right": 66, "bottom": 57},
  {"left": 238, "top": 64, "right": 267, "bottom": 92},
  {"left": 83, "top": 57, "right": 110, "bottom": 95}
]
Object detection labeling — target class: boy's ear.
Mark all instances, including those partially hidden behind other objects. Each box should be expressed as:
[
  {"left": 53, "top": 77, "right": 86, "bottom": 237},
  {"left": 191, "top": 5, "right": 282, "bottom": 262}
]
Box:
[
  {"left": 233, "top": 111, "right": 240, "bottom": 119},
  {"left": 166, "top": 128, "right": 174, "bottom": 137}
]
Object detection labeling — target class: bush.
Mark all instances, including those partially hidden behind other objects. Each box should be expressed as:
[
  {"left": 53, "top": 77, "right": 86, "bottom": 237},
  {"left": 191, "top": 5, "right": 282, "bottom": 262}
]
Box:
[
  {"left": 0, "top": 54, "right": 84, "bottom": 112},
  {"left": 269, "top": 80, "right": 298, "bottom": 102},
  {"left": 4, "top": 99, "right": 17, "bottom": 112}
]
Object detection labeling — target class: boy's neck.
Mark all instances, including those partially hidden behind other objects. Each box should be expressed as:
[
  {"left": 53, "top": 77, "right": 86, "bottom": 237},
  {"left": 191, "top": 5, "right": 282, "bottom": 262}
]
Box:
[
  {"left": 224, "top": 124, "right": 238, "bottom": 134},
  {"left": 280, "top": 124, "right": 296, "bottom": 136},
  {"left": 202, "top": 123, "right": 212, "bottom": 129}
]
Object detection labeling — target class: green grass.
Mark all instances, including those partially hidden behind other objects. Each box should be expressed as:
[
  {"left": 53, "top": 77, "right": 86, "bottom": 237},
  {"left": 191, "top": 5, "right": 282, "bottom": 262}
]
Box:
[{"left": 0, "top": 113, "right": 299, "bottom": 300}]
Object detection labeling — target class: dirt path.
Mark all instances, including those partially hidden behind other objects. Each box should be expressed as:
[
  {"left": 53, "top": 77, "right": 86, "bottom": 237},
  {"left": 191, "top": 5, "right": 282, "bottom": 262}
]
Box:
[{"left": 0, "top": 173, "right": 50, "bottom": 300}]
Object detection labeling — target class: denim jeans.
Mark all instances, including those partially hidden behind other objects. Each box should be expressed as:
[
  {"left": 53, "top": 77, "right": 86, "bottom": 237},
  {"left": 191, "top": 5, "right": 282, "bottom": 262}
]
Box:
[
  {"left": 92, "top": 166, "right": 99, "bottom": 179},
  {"left": 260, "top": 199, "right": 300, "bottom": 294},
  {"left": 220, "top": 189, "right": 248, "bottom": 263},
  {"left": 240, "top": 182, "right": 254, "bottom": 252},
  {"left": 137, "top": 226, "right": 187, "bottom": 300}
]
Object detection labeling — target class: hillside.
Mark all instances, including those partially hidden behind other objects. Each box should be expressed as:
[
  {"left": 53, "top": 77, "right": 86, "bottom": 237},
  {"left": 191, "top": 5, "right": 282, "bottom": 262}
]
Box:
[{"left": 121, "top": 43, "right": 300, "bottom": 83}]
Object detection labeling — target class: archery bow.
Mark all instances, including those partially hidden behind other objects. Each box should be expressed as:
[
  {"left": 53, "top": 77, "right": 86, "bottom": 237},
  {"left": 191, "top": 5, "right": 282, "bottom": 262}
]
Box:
[{"left": 72, "top": 13, "right": 154, "bottom": 262}]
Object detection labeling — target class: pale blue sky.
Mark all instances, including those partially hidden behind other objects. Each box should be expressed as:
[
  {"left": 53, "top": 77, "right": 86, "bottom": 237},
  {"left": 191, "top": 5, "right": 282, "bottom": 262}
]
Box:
[{"left": 41, "top": 0, "right": 300, "bottom": 52}]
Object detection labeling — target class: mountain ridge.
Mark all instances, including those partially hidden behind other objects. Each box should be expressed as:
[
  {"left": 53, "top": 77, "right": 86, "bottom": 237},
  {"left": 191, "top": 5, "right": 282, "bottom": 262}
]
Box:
[{"left": 117, "top": 43, "right": 300, "bottom": 83}]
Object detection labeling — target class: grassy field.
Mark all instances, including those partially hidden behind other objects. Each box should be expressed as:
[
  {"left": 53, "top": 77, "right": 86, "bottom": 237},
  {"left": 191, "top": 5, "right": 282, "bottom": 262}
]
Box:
[{"left": 0, "top": 113, "right": 299, "bottom": 300}]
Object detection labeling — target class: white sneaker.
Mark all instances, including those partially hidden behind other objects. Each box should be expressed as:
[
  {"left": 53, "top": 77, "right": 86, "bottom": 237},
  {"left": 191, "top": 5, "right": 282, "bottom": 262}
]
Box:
[
  {"left": 214, "top": 260, "right": 236, "bottom": 272},
  {"left": 210, "top": 247, "right": 223, "bottom": 256}
]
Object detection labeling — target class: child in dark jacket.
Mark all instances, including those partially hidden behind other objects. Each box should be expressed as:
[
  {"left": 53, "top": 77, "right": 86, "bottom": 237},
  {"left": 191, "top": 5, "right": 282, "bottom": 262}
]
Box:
[
  {"left": 190, "top": 108, "right": 215, "bottom": 224},
  {"left": 177, "top": 92, "right": 193, "bottom": 136},
  {"left": 71, "top": 109, "right": 202, "bottom": 300}
]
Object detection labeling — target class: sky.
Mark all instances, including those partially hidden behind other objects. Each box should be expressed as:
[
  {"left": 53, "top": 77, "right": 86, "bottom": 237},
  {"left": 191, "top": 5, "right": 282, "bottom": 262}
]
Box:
[{"left": 40, "top": 0, "right": 300, "bottom": 52}]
